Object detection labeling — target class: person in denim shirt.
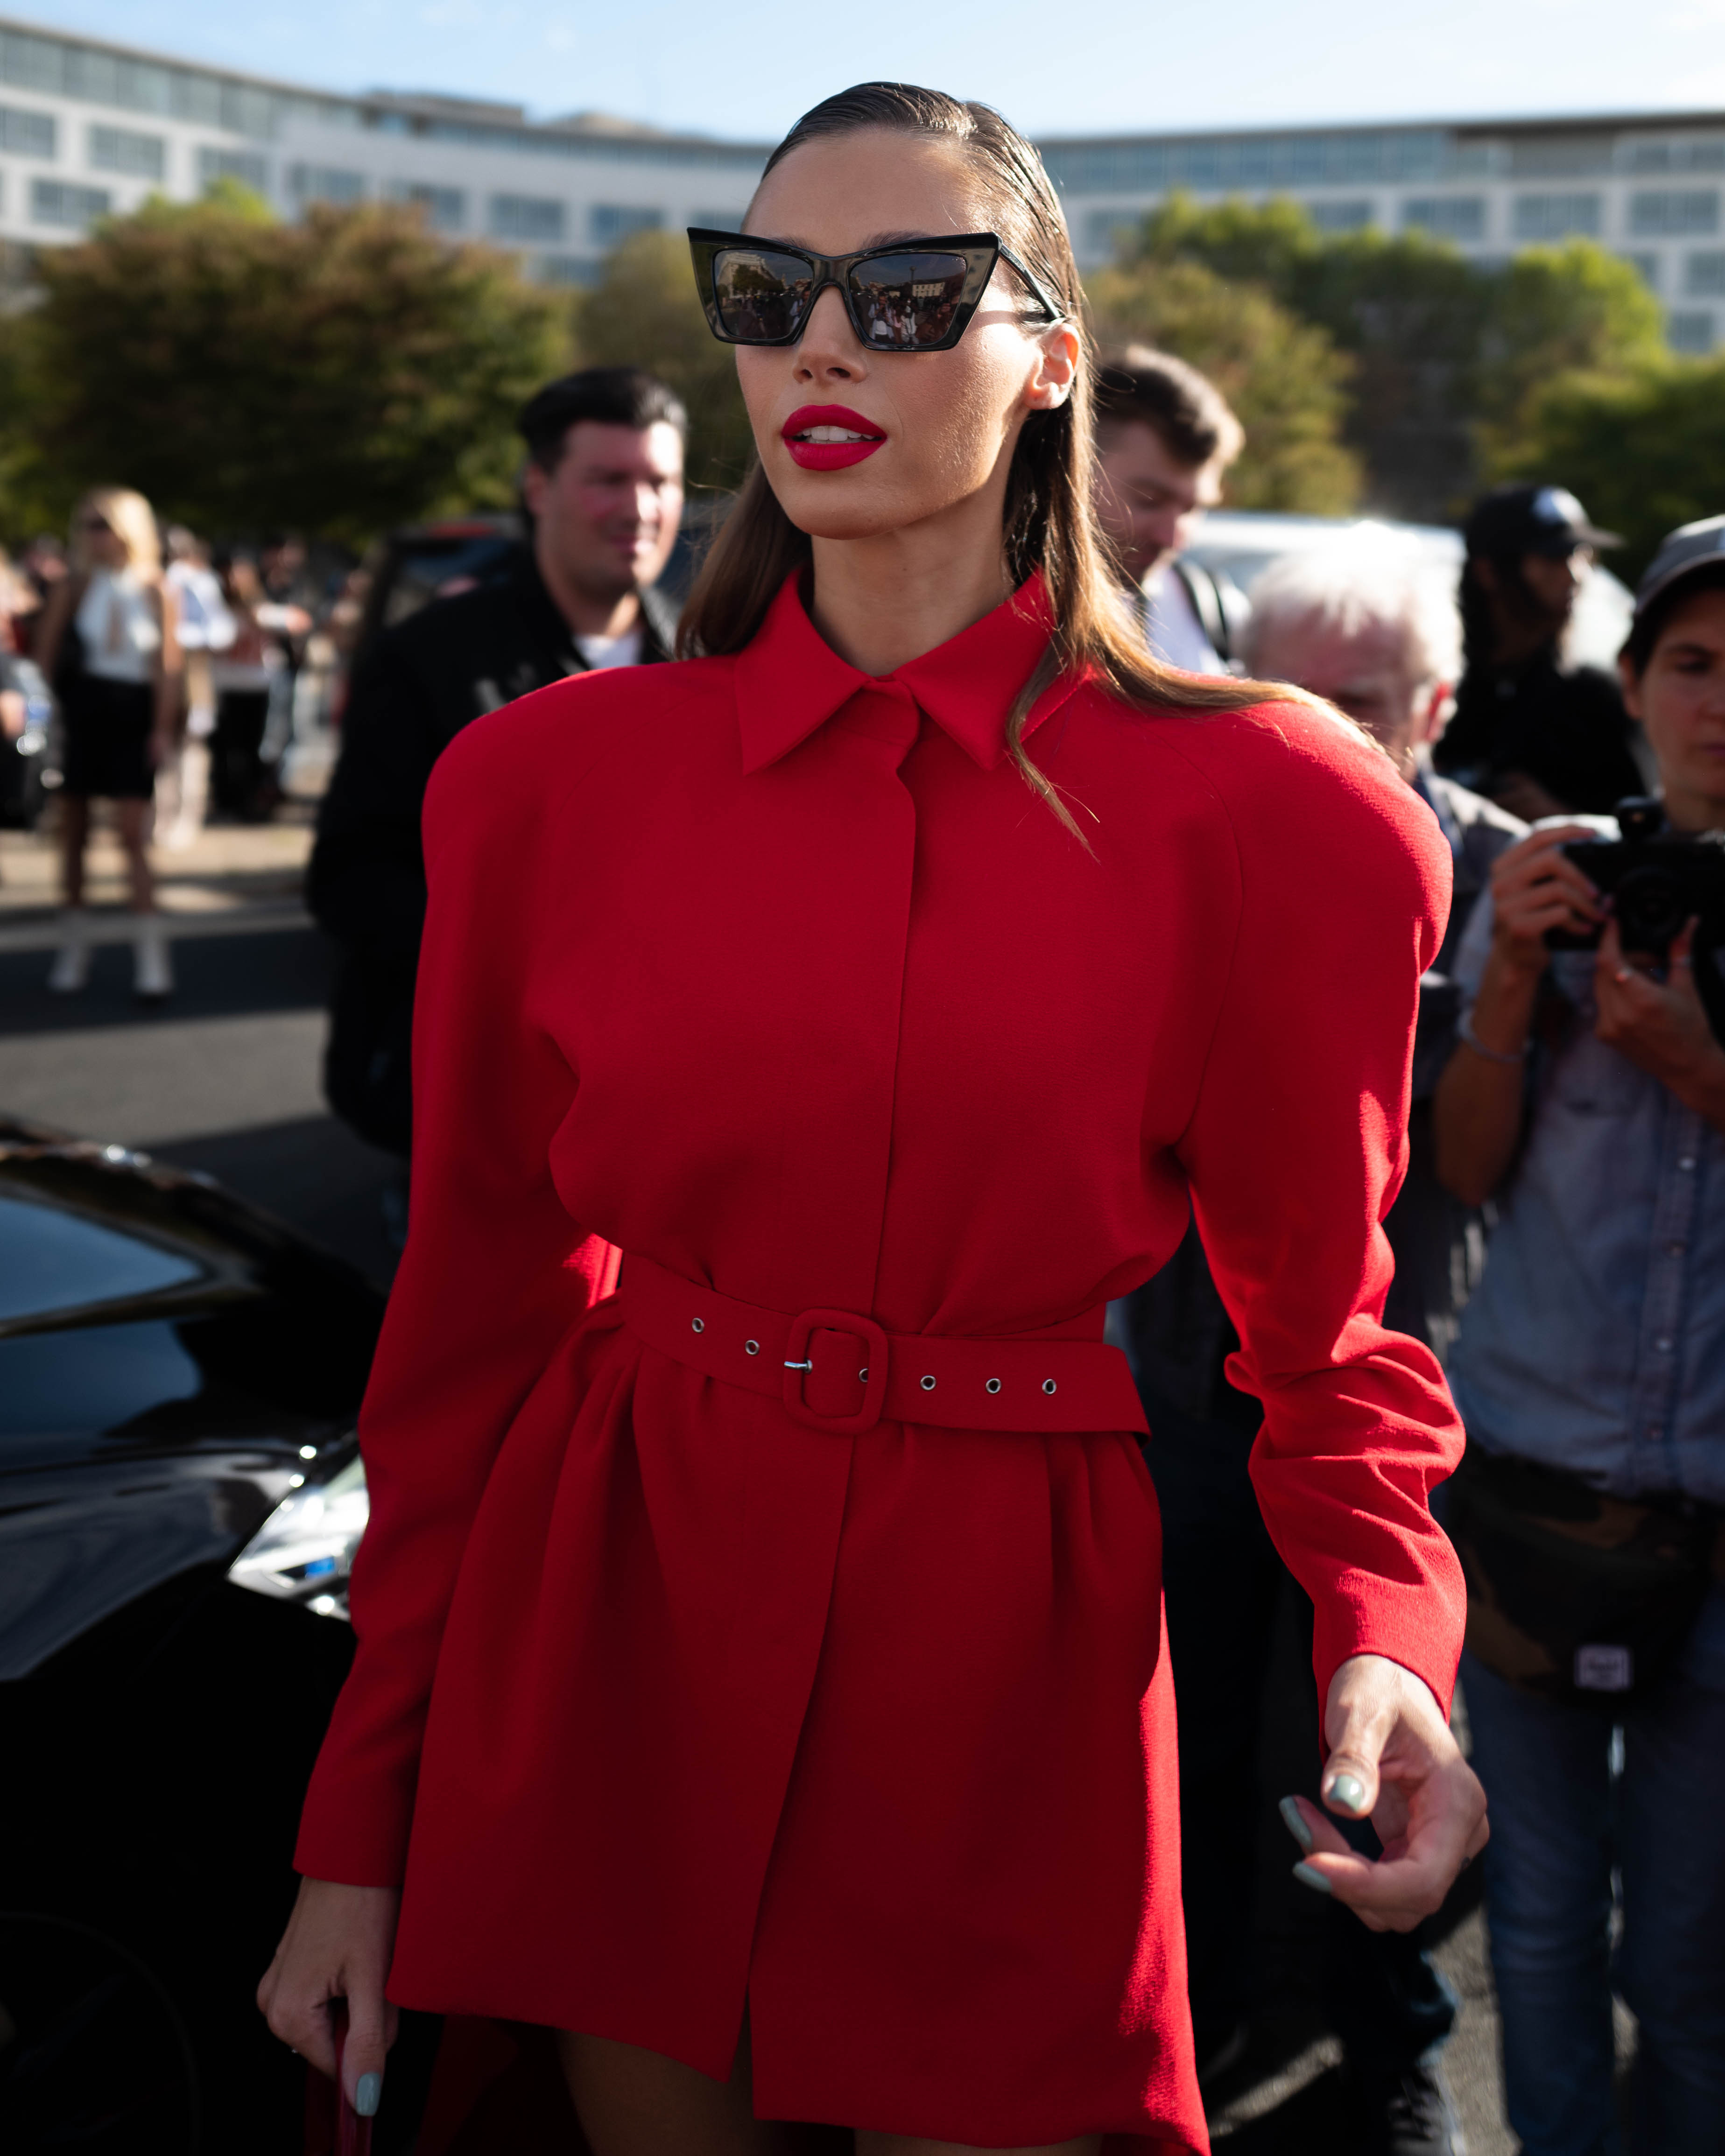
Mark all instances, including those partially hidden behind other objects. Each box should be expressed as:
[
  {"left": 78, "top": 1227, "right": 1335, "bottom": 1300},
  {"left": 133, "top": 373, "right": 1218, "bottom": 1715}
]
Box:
[{"left": 1435, "top": 520, "right": 1725, "bottom": 2156}]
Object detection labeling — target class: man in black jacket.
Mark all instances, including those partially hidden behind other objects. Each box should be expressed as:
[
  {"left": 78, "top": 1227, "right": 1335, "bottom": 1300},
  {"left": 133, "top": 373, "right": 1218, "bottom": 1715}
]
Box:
[{"left": 310, "top": 367, "right": 686, "bottom": 1156}]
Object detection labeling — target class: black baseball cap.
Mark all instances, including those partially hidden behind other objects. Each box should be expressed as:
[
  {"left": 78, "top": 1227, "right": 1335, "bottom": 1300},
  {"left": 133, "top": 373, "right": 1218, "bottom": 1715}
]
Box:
[
  {"left": 1633, "top": 514, "right": 1725, "bottom": 619},
  {"left": 1464, "top": 484, "right": 1621, "bottom": 558}
]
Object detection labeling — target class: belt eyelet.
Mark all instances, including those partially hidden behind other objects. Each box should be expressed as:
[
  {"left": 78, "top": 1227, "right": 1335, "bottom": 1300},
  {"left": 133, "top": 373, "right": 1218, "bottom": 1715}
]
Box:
[
  {"left": 986, "top": 1377, "right": 1001, "bottom": 1394},
  {"left": 690, "top": 1317, "right": 704, "bottom": 1334},
  {"left": 1042, "top": 1378, "right": 1057, "bottom": 1395},
  {"left": 745, "top": 1339, "right": 760, "bottom": 1355},
  {"left": 920, "top": 1374, "right": 936, "bottom": 1391}
]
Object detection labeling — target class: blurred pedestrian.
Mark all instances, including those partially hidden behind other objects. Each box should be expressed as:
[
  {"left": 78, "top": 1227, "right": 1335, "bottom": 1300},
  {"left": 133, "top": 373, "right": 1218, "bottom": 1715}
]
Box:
[
  {"left": 1436, "top": 484, "right": 1644, "bottom": 818},
  {"left": 12, "top": 533, "right": 69, "bottom": 660},
  {"left": 1093, "top": 344, "right": 1245, "bottom": 674},
  {"left": 160, "top": 525, "right": 234, "bottom": 849},
  {"left": 309, "top": 365, "right": 686, "bottom": 1157},
  {"left": 1433, "top": 518, "right": 1725, "bottom": 2155},
  {"left": 208, "top": 552, "right": 305, "bottom": 821},
  {"left": 34, "top": 487, "right": 181, "bottom": 1000},
  {"left": 1113, "top": 541, "right": 1521, "bottom": 2155}
]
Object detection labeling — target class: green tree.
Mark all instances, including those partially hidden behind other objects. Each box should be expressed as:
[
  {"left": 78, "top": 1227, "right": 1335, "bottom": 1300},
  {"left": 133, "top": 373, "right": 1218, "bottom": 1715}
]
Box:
[
  {"left": 1474, "top": 240, "right": 1664, "bottom": 462},
  {"left": 3, "top": 186, "right": 567, "bottom": 544},
  {"left": 1113, "top": 197, "right": 1667, "bottom": 522},
  {"left": 1085, "top": 253, "right": 1361, "bottom": 513},
  {"left": 571, "top": 228, "right": 754, "bottom": 494},
  {"left": 1499, "top": 356, "right": 1725, "bottom": 581}
]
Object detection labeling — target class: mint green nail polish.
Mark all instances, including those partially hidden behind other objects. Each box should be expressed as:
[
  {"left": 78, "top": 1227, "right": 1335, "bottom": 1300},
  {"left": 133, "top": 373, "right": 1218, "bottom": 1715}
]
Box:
[
  {"left": 1326, "top": 1772, "right": 1367, "bottom": 1814},
  {"left": 1292, "top": 1861, "right": 1332, "bottom": 1896},
  {"left": 354, "top": 2073, "right": 381, "bottom": 2118},
  {"left": 1278, "top": 1796, "right": 1314, "bottom": 1853}
]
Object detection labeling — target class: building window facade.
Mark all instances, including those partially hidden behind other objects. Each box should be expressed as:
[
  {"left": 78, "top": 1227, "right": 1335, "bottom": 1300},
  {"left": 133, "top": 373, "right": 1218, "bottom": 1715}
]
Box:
[
  {"left": 289, "top": 164, "right": 367, "bottom": 206},
  {"left": 1685, "top": 250, "right": 1725, "bottom": 296},
  {"left": 537, "top": 253, "right": 604, "bottom": 286},
  {"left": 1512, "top": 191, "right": 1601, "bottom": 239},
  {"left": 1622, "top": 251, "right": 1661, "bottom": 289},
  {"left": 1401, "top": 195, "right": 1487, "bottom": 240},
  {"left": 88, "top": 122, "right": 166, "bottom": 180},
  {"left": 391, "top": 182, "right": 465, "bottom": 232},
  {"left": 198, "top": 146, "right": 268, "bottom": 194},
  {"left": 1630, "top": 190, "right": 1720, "bottom": 236},
  {"left": 589, "top": 203, "right": 663, "bottom": 246},
  {"left": 1667, "top": 309, "right": 1717, "bottom": 352},
  {"left": 1306, "top": 197, "right": 1375, "bottom": 232},
  {"left": 0, "top": 102, "right": 53, "bottom": 157},
  {"left": 31, "top": 177, "right": 111, "bottom": 227},
  {"left": 490, "top": 193, "right": 564, "bottom": 241}
]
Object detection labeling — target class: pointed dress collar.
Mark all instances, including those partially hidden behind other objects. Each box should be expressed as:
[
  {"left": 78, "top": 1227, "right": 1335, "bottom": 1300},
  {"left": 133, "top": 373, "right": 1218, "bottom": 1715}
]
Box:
[{"left": 732, "top": 570, "right": 1084, "bottom": 777}]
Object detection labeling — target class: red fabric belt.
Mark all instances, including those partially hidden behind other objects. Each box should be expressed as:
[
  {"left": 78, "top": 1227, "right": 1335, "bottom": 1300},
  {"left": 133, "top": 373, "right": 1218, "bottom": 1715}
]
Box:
[{"left": 620, "top": 1253, "right": 1149, "bottom": 1438}]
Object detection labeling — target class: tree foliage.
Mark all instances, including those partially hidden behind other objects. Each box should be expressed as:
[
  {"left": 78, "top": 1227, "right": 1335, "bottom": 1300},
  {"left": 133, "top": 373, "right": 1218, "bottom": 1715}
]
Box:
[
  {"left": 2, "top": 187, "right": 568, "bottom": 545},
  {"left": 1084, "top": 253, "right": 1361, "bottom": 513},
  {"left": 1498, "top": 356, "right": 1725, "bottom": 581},
  {"left": 1111, "top": 197, "right": 1667, "bottom": 520},
  {"left": 571, "top": 228, "right": 754, "bottom": 495}
]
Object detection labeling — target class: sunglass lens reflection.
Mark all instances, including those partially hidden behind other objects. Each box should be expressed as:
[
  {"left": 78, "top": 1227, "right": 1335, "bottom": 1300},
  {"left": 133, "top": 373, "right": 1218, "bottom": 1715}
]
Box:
[
  {"left": 713, "top": 248, "right": 814, "bottom": 341},
  {"left": 848, "top": 253, "right": 969, "bottom": 348}
]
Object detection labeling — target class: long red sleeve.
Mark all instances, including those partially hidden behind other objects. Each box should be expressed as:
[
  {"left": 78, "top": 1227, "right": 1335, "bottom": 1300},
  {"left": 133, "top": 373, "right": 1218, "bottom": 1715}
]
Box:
[
  {"left": 295, "top": 702, "right": 600, "bottom": 1884},
  {"left": 1172, "top": 705, "right": 1467, "bottom": 1715}
]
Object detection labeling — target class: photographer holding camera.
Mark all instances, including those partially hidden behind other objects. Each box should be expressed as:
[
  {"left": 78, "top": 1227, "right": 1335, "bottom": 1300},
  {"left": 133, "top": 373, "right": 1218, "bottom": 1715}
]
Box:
[{"left": 1433, "top": 518, "right": 1725, "bottom": 2156}]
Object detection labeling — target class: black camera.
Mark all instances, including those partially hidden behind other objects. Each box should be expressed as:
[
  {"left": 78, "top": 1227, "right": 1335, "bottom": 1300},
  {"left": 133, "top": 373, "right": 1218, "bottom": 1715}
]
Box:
[{"left": 1546, "top": 798, "right": 1725, "bottom": 1044}]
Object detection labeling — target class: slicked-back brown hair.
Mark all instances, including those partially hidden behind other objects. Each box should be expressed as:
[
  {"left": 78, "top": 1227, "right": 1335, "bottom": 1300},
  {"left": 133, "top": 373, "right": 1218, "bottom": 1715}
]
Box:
[{"left": 678, "top": 82, "right": 1308, "bottom": 836}]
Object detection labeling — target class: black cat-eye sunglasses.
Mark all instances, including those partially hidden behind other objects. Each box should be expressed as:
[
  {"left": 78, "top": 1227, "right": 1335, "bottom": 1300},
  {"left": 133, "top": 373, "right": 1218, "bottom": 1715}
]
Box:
[{"left": 687, "top": 228, "right": 1063, "bottom": 354}]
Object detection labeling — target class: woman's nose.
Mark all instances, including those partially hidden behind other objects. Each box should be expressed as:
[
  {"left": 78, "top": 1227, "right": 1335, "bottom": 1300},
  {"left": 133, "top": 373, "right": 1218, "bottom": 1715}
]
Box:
[{"left": 794, "top": 284, "right": 866, "bottom": 379}]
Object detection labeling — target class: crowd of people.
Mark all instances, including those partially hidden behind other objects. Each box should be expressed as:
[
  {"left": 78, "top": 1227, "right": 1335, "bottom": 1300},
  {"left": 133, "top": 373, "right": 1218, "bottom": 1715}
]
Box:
[
  {"left": 5, "top": 267, "right": 1721, "bottom": 2155},
  {"left": 0, "top": 509, "right": 335, "bottom": 997}
]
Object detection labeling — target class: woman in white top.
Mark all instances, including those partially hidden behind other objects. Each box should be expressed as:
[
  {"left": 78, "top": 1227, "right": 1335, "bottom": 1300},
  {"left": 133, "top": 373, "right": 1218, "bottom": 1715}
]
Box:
[{"left": 35, "top": 487, "right": 182, "bottom": 999}]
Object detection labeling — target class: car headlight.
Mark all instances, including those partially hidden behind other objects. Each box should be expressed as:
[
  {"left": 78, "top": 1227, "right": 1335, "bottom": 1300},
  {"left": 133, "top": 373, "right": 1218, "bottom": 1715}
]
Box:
[{"left": 228, "top": 1448, "right": 369, "bottom": 1620}]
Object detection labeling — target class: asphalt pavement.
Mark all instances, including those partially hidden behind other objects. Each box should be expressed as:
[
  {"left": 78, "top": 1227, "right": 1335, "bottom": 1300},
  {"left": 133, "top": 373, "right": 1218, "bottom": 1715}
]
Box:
[{"left": 0, "top": 798, "right": 1522, "bottom": 2151}]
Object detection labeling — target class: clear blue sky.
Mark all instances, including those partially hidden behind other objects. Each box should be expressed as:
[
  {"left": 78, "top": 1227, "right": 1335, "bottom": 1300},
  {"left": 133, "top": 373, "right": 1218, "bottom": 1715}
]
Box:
[{"left": 39, "top": 0, "right": 1725, "bottom": 141}]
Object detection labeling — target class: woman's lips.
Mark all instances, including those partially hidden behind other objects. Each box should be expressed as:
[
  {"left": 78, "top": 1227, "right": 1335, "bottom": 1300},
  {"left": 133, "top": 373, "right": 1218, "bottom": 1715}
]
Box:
[{"left": 781, "top": 404, "right": 886, "bottom": 471}]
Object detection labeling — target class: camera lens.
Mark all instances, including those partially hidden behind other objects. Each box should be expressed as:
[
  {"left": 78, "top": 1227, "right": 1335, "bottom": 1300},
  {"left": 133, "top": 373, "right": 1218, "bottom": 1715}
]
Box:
[{"left": 1614, "top": 866, "right": 1687, "bottom": 947}]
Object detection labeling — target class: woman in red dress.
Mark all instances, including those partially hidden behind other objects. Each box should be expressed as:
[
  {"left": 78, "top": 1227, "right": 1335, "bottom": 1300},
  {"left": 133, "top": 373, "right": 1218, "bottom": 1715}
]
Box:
[{"left": 261, "top": 84, "right": 1486, "bottom": 2155}]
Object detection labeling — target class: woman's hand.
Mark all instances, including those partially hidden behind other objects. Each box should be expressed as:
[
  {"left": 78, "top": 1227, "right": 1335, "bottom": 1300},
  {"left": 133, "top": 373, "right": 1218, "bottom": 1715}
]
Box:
[
  {"left": 1594, "top": 918, "right": 1725, "bottom": 1132},
  {"left": 257, "top": 1877, "right": 401, "bottom": 2116},
  {"left": 1488, "top": 822, "right": 1602, "bottom": 974},
  {"left": 1280, "top": 1654, "right": 1488, "bottom": 1933}
]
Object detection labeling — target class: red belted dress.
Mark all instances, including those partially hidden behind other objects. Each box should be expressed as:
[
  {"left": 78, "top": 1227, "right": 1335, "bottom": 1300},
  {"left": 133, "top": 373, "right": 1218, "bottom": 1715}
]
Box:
[{"left": 295, "top": 573, "right": 1467, "bottom": 2156}]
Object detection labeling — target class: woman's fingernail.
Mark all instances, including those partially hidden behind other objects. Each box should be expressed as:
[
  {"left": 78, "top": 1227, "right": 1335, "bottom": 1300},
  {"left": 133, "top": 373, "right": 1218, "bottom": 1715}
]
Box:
[
  {"left": 1292, "top": 1861, "right": 1332, "bottom": 1896},
  {"left": 354, "top": 2073, "right": 382, "bottom": 2118},
  {"left": 1325, "top": 1772, "right": 1367, "bottom": 1814},
  {"left": 1278, "top": 1796, "right": 1314, "bottom": 1852}
]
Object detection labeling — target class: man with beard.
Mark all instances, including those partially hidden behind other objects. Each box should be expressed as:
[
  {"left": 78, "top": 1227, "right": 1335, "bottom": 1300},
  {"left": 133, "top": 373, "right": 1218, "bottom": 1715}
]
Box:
[
  {"left": 1435, "top": 483, "right": 1645, "bottom": 819},
  {"left": 310, "top": 367, "right": 685, "bottom": 1159}
]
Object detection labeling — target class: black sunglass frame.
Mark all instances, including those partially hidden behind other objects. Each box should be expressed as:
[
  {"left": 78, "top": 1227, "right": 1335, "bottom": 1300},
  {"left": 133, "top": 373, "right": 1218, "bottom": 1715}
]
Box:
[{"left": 686, "top": 228, "right": 1063, "bottom": 353}]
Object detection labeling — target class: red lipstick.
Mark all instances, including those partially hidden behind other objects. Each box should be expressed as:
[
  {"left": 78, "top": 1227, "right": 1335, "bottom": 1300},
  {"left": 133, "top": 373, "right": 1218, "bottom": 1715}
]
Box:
[{"left": 781, "top": 404, "right": 886, "bottom": 470}]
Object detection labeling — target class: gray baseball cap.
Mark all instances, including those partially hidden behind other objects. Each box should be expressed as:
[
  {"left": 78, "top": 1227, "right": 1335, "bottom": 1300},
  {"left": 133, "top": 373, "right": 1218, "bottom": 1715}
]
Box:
[{"left": 1634, "top": 514, "right": 1725, "bottom": 618}]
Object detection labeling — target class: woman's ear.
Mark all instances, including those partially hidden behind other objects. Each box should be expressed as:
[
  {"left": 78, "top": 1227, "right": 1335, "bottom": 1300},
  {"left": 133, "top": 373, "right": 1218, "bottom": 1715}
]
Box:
[{"left": 1024, "top": 323, "right": 1080, "bottom": 413}]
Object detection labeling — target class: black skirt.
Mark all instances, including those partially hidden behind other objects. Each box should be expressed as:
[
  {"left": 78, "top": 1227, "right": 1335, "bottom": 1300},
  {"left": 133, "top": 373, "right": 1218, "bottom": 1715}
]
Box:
[{"left": 60, "top": 674, "right": 156, "bottom": 800}]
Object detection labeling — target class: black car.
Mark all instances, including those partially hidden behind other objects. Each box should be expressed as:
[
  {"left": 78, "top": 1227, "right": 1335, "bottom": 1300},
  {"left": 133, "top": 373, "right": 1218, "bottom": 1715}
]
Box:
[{"left": 0, "top": 1121, "right": 434, "bottom": 2153}]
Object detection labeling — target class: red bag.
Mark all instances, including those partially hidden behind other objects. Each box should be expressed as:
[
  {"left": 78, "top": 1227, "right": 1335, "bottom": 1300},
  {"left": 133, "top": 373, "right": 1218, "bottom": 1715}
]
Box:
[{"left": 303, "top": 2000, "right": 374, "bottom": 2156}]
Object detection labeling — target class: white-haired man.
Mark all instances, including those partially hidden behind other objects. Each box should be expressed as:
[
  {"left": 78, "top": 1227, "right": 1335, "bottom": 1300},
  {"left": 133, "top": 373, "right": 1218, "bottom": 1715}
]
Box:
[{"left": 1113, "top": 543, "right": 1522, "bottom": 2156}]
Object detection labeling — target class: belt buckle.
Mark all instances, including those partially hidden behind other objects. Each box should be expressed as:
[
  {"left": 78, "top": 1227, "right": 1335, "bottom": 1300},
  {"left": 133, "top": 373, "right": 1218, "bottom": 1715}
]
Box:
[{"left": 782, "top": 1308, "right": 888, "bottom": 1435}]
